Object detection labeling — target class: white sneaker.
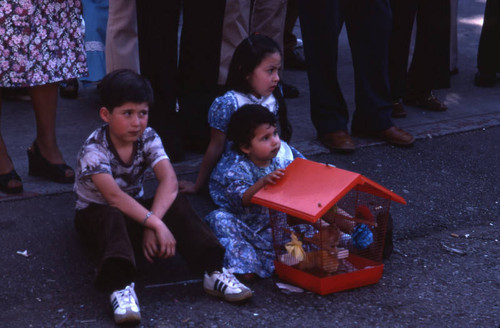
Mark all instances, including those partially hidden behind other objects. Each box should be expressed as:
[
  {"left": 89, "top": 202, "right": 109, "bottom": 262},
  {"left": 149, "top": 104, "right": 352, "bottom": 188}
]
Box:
[
  {"left": 203, "top": 268, "right": 253, "bottom": 302},
  {"left": 110, "top": 283, "right": 141, "bottom": 324}
]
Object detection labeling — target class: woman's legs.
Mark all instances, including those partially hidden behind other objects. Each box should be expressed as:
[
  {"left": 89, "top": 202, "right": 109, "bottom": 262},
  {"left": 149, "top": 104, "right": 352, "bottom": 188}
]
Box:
[
  {"left": 28, "top": 83, "right": 73, "bottom": 178},
  {"left": 0, "top": 90, "right": 23, "bottom": 191},
  {"left": 0, "top": 91, "right": 11, "bottom": 173}
]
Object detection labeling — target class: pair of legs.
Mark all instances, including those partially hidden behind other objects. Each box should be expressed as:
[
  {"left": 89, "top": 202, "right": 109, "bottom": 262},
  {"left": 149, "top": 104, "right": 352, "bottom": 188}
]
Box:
[
  {"left": 75, "top": 194, "right": 225, "bottom": 292},
  {"left": 298, "top": 0, "right": 414, "bottom": 151},
  {"left": 388, "top": 0, "right": 450, "bottom": 114},
  {"left": 0, "top": 83, "right": 73, "bottom": 191},
  {"left": 136, "top": 1, "right": 226, "bottom": 160},
  {"left": 299, "top": 0, "right": 393, "bottom": 134},
  {"left": 218, "top": 0, "right": 302, "bottom": 99},
  {"left": 282, "top": 0, "right": 307, "bottom": 71},
  {"left": 76, "top": 194, "right": 252, "bottom": 324},
  {"left": 106, "top": 0, "right": 140, "bottom": 73},
  {"left": 475, "top": 0, "right": 500, "bottom": 87},
  {"left": 218, "top": 0, "right": 288, "bottom": 84}
]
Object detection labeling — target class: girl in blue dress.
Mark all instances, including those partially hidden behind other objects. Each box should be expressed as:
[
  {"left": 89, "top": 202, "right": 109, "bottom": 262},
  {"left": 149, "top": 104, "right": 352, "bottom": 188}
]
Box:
[
  {"left": 205, "top": 105, "right": 293, "bottom": 279},
  {"left": 178, "top": 34, "right": 303, "bottom": 206}
]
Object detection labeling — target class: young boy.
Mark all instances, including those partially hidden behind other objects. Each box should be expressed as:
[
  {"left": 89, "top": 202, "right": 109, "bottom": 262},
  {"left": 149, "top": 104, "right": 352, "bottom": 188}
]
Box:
[
  {"left": 204, "top": 104, "right": 299, "bottom": 280},
  {"left": 73, "top": 69, "right": 251, "bottom": 325}
]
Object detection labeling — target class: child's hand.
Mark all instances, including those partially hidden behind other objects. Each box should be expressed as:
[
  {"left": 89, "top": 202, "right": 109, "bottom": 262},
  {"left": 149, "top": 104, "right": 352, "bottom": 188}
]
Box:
[
  {"left": 178, "top": 180, "right": 199, "bottom": 194},
  {"left": 155, "top": 223, "right": 176, "bottom": 259},
  {"left": 242, "top": 168, "right": 285, "bottom": 206},
  {"left": 142, "top": 228, "right": 158, "bottom": 262},
  {"left": 142, "top": 218, "right": 176, "bottom": 261},
  {"left": 263, "top": 168, "right": 285, "bottom": 185}
]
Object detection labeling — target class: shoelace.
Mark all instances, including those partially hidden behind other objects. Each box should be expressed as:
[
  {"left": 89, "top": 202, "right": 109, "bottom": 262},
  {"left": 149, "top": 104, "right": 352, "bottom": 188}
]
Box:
[
  {"left": 220, "top": 268, "right": 244, "bottom": 288},
  {"left": 116, "top": 285, "right": 135, "bottom": 308}
]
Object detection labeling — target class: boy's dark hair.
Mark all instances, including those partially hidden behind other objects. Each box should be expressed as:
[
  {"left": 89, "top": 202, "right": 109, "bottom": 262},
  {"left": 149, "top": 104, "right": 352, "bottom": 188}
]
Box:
[
  {"left": 226, "top": 33, "right": 292, "bottom": 143},
  {"left": 99, "top": 69, "right": 154, "bottom": 111},
  {"left": 227, "top": 104, "right": 278, "bottom": 154}
]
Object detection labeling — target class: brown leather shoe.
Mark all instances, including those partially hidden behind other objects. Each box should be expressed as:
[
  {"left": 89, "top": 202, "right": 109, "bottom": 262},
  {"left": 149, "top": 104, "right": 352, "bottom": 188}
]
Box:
[
  {"left": 376, "top": 126, "right": 415, "bottom": 147},
  {"left": 319, "top": 131, "right": 356, "bottom": 153},
  {"left": 403, "top": 90, "right": 447, "bottom": 112},
  {"left": 391, "top": 100, "right": 407, "bottom": 118}
]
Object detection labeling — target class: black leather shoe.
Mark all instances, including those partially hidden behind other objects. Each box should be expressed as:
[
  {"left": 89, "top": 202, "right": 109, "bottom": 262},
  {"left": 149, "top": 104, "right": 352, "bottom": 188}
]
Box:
[
  {"left": 474, "top": 71, "right": 496, "bottom": 87},
  {"left": 391, "top": 100, "right": 407, "bottom": 118},
  {"left": 282, "top": 82, "right": 300, "bottom": 99},
  {"left": 403, "top": 90, "right": 447, "bottom": 112},
  {"left": 284, "top": 49, "right": 307, "bottom": 70},
  {"left": 59, "top": 78, "right": 79, "bottom": 99}
]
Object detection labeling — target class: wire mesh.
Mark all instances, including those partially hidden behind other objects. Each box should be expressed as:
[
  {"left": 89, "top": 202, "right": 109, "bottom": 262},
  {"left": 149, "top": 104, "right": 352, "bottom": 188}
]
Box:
[{"left": 270, "top": 189, "right": 391, "bottom": 277}]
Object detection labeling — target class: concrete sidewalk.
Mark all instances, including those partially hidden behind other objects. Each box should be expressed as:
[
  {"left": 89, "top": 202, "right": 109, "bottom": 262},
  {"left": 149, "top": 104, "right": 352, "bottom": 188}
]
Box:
[{"left": 1, "top": 0, "right": 498, "bottom": 201}]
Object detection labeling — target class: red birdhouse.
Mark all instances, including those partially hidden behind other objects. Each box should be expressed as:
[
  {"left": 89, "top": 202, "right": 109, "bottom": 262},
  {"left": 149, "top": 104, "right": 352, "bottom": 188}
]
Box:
[{"left": 252, "top": 158, "right": 406, "bottom": 295}]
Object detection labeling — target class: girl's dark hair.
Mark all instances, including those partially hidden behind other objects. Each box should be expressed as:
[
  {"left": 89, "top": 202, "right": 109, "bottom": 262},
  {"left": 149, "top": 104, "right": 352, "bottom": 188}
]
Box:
[
  {"left": 226, "top": 33, "right": 292, "bottom": 142},
  {"left": 227, "top": 104, "right": 277, "bottom": 154},
  {"left": 274, "top": 85, "right": 292, "bottom": 142},
  {"left": 99, "top": 69, "right": 154, "bottom": 111}
]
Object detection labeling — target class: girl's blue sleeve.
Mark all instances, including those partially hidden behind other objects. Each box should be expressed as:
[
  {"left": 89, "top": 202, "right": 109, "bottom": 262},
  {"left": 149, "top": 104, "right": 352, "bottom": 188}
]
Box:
[
  {"left": 208, "top": 93, "right": 238, "bottom": 134},
  {"left": 224, "top": 162, "right": 254, "bottom": 211},
  {"left": 290, "top": 145, "right": 306, "bottom": 159}
]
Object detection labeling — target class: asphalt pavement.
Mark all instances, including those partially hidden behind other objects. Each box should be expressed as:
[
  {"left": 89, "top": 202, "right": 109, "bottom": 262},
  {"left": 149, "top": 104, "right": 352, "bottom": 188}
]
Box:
[
  {"left": 2, "top": 127, "right": 499, "bottom": 328},
  {"left": 1, "top": 1, "right": 499, "bottom": 327}
]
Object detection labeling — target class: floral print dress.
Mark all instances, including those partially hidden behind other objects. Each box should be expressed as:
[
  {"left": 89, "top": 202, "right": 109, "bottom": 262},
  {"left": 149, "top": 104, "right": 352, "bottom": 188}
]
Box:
[
  {"left": 0, "top": 0, "right": 88, "bottom": 87},
  {"left": 208, "top": 90, "right": 304, "bottom": 208},
  {"left": 205, "top": 156, "right": 293, "bottom": 278}
]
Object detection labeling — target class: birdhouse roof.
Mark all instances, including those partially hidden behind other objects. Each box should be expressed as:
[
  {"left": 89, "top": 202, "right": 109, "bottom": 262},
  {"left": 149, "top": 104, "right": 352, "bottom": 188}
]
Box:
[{"left": 251, "top": 158, "right": 406, "bottom": 223}]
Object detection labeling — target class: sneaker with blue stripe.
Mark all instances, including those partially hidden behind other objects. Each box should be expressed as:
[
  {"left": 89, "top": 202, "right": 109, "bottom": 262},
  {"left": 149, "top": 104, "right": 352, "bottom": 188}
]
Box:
[
  {"left": 203, "top": 268, "right": 253, "bottom": 302},
  {"left": 110, "top": 283, "right": 141, "bottom": 324}
]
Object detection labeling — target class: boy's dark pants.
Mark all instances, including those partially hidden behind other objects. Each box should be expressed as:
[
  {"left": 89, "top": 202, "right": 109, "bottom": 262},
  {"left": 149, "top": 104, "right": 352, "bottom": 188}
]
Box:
[{"left": 74, "top": 194, "right": 225, "bottom": 293}]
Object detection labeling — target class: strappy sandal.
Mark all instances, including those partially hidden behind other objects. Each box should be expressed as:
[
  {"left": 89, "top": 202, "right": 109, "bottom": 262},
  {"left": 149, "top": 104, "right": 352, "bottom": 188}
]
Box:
[
  {"left": 27, "top": 141, "right": 75, "bottom": 184},
  {"left": 0, "top": 169, "right": 23, "bottom": 194}
]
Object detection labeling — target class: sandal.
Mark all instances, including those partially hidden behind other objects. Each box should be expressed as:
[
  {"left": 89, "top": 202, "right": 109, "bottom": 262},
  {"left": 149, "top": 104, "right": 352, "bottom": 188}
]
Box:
[
  {"left": 0, "top": 169, "right": 23, "bottom": 194},
  {"left": 59, "top": 78, "right": 79, "bottom": 99},
  {"left": 27, "top": 141, "right": 75, "bottom": 184}
]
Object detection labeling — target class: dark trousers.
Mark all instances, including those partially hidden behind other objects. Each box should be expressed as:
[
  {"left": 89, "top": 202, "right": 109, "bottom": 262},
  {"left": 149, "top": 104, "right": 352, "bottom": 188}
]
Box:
[
  {"left": 298, "top": 0, "right": 393, "bottom": 134},
  {"left": 477, "top": 0, "right": 500, "bottom": 73},
  {"left": 74, "top": 194, "right": 225, "bottom": 292},
  {"left": 388, "top": 0, "right": 450, "bottom": 100},
  {"left": 284, "top": 0, "right": 299, "bottom": 53},
  {"left": 135, "top": 1, "right": 226, "bottom": 157}
]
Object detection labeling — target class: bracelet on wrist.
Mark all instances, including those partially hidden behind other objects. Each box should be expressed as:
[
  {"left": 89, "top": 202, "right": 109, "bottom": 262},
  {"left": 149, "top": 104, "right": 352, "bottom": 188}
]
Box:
[{"left": 143, "top": 211, "right": 153, "bottom": 226}]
